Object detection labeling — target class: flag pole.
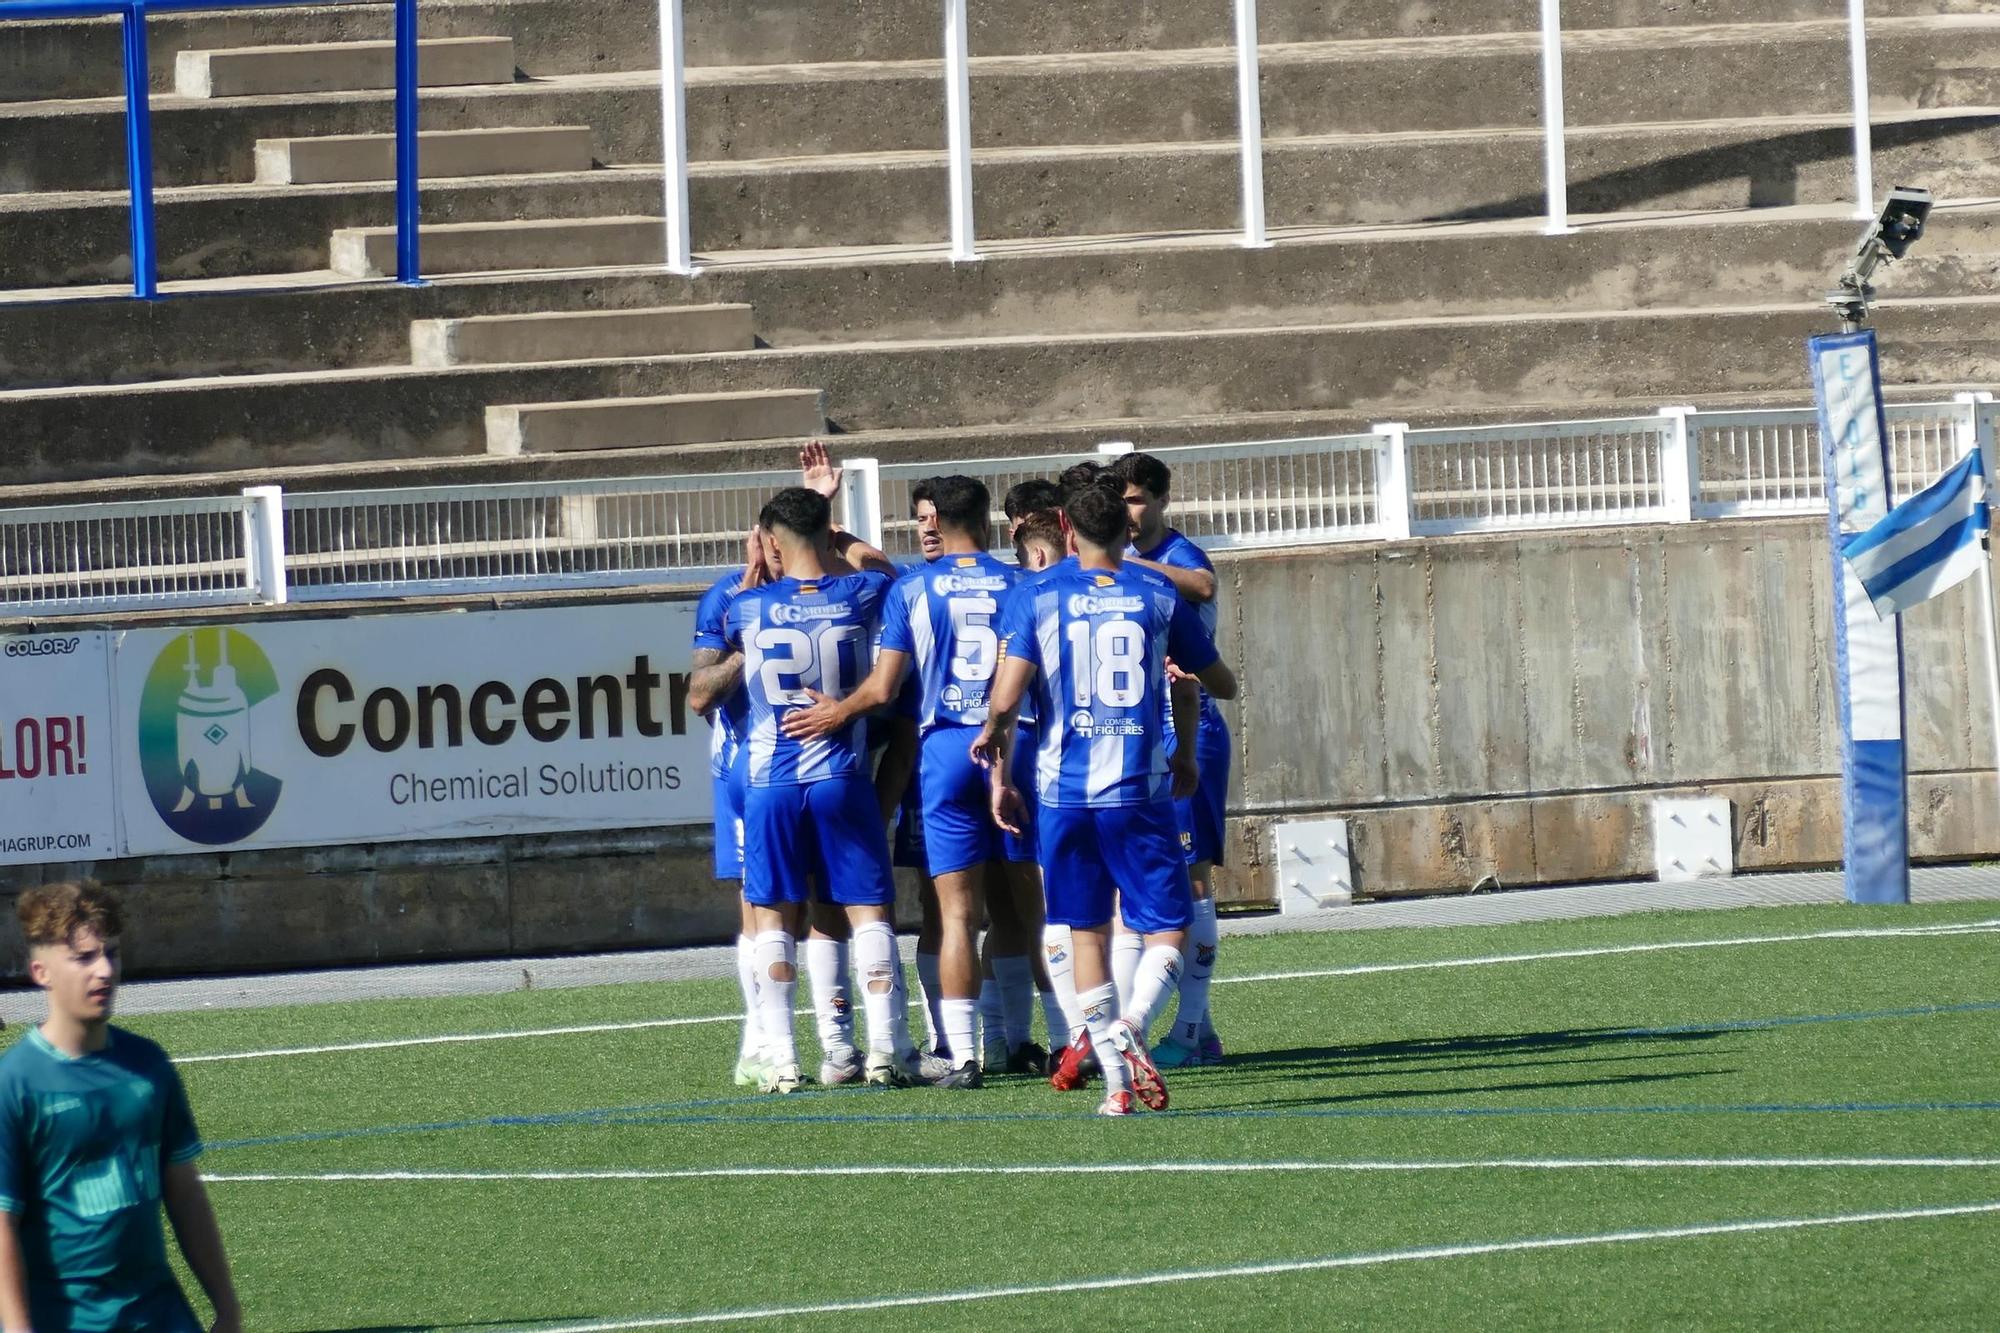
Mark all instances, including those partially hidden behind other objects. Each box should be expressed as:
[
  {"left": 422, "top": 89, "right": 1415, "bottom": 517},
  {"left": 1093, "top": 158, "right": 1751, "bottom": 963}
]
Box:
[{"left": 1977, "top": 520, "right": 2000, "bottom": 798}]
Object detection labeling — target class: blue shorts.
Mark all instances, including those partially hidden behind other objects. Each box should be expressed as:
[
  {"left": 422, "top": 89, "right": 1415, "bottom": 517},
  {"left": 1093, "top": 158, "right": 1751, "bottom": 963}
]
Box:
[
  {"left": 919, "top": 724, "right": 1035, "bottom": 877},
  {"left": 743, "top": 773, "right": 896, "bottom": 908},
  {"left": 711, "top": 755, "right": 747, "bottom": 881},
  {"left": 1176, "top": 718, "right": 1231, "bottom": 867},
  {"left": 1038, "top": 799, "right": 1193, "bottom": 934}
]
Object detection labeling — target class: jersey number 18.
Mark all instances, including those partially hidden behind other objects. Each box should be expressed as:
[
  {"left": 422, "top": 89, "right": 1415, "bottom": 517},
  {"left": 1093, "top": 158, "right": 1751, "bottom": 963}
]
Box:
[{"left": 1066, "top": 618, "right": 1146, "bottom": 709}]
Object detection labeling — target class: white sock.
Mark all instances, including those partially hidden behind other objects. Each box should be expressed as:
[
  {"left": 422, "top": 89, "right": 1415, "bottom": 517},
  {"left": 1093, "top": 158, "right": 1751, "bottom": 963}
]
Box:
[
  {"left": 1174, "top": 898, "right": 1219, "bottom": 1045},
  {"left": 1042, "top": 924, "right": 1084, "bottom": 1043},
  {"left": 941, "top": 998, "right": 978, "bottom": 1069},
  {"left": 915, "top": 951, "right": 945, "bottom": 1052},
  {"left": 854, "top": 922, "right": 913, "bottom": 1059},
  {"left": 977, "top": 977, "right": 1005, "bottom": 1054},
  {"left": 992, "top": 955, "right": 1035, "bottom": 1046},
  {"left": 803, "top": 936, "right": 856, "bottom": 1057},
  {"left": 1110, "top": 929, "right": 1143, "bottom": 1013},
  {"left": 1078, "top": 982, "right": 1130, "bottom": 1099},
  {"left": 735, "top": 934, "right": 763, "bottom": 1061},
  {"left": 1038, "top": 988, "right": 1068, "bottom": 1048},
  {"left": 1126, "top": 944, "right": 1184, "bottom": 1036},
  {"left": 752, "top": 930, "right": 797, "bottom": 1069}
]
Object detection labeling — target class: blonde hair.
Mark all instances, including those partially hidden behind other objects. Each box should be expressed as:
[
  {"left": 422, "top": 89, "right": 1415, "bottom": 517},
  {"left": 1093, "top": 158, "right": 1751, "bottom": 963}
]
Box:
[{"left": 17, "top": 881, "right": 123, "bottom": 949}]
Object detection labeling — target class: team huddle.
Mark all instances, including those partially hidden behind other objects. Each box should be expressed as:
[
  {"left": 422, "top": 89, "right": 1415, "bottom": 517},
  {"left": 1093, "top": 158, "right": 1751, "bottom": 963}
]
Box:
[{"left": 688, "top": 445, "right": 1238, "bottom": 1115}]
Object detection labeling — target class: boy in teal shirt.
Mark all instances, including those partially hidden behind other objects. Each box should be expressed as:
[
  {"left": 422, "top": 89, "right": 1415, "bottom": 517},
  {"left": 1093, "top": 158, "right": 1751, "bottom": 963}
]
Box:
[{"left": 0, "top": 882, "right": 239, "bottom": 1332}]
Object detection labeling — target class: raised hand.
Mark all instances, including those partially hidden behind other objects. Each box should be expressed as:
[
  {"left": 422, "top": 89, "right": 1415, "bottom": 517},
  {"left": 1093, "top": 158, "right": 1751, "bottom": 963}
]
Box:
[
  {"left": 800, "top": 440, "right": 842, "bottom": 500},
  {"left": 743, "top": 524, "right": 772, "bottom": 588}
]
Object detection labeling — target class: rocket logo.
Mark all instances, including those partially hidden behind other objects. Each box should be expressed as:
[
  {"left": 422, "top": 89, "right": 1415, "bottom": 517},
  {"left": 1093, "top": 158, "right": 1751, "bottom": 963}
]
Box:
[{"left": 137, "top": 629, "right": 283, "bottom": 845}]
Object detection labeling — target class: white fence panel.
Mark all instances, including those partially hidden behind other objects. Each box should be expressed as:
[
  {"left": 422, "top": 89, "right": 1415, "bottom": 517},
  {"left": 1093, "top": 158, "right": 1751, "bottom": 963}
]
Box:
[
  {"left": 280, "top": 471, "right": 793, "bottom": 601},
  {"left": 1405, "top": 415, "right": 1670, "bottom": 534},
  {"left": 877, "top": 451, "right": 1096, "bottom": 561},
  {"left": 1145, "top": 435, "right": 1384, "bottom": 549},
  {"left": 0, "top": 495, "right": 258, "bottom": 616},
  {"left": 1691, "top": 400, "right": 1968, "bottom": 517}
]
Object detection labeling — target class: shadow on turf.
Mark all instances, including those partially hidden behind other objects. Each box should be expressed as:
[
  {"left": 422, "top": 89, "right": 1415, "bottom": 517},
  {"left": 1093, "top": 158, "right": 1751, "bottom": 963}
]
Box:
[{"left": 1183, "top": 1025, "right": 1743, "bottom": 1107}]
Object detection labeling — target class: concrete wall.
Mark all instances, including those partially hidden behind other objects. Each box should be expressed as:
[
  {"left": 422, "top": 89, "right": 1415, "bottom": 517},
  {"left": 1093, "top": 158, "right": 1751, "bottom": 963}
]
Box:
[
  {"left": 5, "top": 515, "right": 1995, "bottom": 975},
  {"left": 1206, "top": 516, "right": 2000, "bottom": 900}
]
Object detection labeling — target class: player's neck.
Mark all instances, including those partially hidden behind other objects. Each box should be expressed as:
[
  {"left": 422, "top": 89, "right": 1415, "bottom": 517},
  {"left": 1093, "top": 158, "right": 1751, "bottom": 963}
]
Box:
[
  {"left": 938, "top": 532, "right": 983, "bottom": 556},
  {"left": 1134, "top": 523, "right": 1170, "bottom": 554},
  {"left": 40, "top": 1012, "right": 110, "bottom": 1058},
  {"left": 1075, "top": 543, "right": 1123, "bottom": 573},
  {"left": 780, "top": 542, "right": 837, "bottom": 581}
]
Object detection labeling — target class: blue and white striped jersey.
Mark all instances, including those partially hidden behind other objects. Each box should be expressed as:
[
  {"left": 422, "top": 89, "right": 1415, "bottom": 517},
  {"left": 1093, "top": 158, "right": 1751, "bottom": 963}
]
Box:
[
  {"left": 693, "top": 568, "right": 753, "bottom": 779},
  {"left": 1131, "top": 528, "right": 1227, "bottom": 737},
  {"left": 725, "top": 570, "right": 893, "bottom": 787},
  {"left": 878, "top": 552, "right": 1021, "bottom": 733},
  {"left": 996, "top": 557, "right": 1219, "bottom": 809}
]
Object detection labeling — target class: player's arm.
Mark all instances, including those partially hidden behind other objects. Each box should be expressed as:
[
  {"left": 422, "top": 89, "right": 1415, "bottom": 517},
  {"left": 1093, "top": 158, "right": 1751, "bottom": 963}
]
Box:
[
  {"left": 1127, "top": 555, "right": 1217, "bottom": 604},
  {"left": 162, "top": 1160, "right": 241, "bottom": 1333},
  {"left": 1167, "top": 676, "right": 1202, "bottom": 800},
  {"left": 0, "top": 1212, "right": 30, "bottom": 1333},
  {"left": 974, "top": 655, "right": 1036, "bottom": 833},
  {"left": 686, "top": 647, "right": 744, "bottom": 718},
  {"left": 830, "top": 530, "right": 896, "bottom": 576},
  {"left": 782, "top": 648, "right": 910, "bottom": 740}
]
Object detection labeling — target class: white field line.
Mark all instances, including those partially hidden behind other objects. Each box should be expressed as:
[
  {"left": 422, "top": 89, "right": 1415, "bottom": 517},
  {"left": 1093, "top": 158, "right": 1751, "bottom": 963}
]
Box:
[
  {"left": 174, "top": 917, "right": 2000, "bottom": 1066},
  {"left": 468, "top": 1200, "right": 2000, "bottom": 1331},
  {"left": 200, "top": 1156, "right": 2000, "bottom": 1184}
]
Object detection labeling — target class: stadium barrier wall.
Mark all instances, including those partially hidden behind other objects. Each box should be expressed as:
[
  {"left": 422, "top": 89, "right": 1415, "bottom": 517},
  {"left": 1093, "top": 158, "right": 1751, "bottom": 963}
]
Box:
[{"left": 6, "top": 511, "right": 2000, "bottom": 977}]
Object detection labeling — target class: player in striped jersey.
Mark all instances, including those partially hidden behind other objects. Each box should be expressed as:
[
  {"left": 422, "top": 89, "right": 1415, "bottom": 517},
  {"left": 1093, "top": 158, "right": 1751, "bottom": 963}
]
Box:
[
  {"left": 784, "top": 476, "right": 1056, "bottom": 1084},
  {"left": 720, "top": 487, "right": 929, "bottom": 1093},
  {"left": 973, "top": 476, "right": 1238, "bottom": 1115},
  {"left": 1114, "top": 450, "right": 1232, "bottom": 1068}
]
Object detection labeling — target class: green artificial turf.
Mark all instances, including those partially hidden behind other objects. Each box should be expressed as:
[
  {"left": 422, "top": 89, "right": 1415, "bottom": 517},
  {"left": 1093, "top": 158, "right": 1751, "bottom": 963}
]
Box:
[{"left": 18, "top": 901, "right": 2000, "bottom": 1329}]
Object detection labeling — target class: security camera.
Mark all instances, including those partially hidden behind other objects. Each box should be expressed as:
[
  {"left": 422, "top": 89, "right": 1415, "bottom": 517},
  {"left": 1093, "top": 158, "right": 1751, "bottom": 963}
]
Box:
[{"left": 1828, "top": 186, "right": 1933, "bottom": 330}]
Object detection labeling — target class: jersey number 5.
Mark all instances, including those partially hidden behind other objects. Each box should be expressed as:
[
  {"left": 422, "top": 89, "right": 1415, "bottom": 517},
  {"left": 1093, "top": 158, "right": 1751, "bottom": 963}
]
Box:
[
  {"left": 1065, "top": 619, "right": 1147, "bottom": 709},
  {"left": 948, "top": 595, "right": 999, "bottom": 684}
]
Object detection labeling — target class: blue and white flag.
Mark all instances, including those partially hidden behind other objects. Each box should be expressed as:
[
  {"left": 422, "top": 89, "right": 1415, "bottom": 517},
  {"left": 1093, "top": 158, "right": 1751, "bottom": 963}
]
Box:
[{"left": 1841, "top": 448, "right": 1990, "bottom": 619}]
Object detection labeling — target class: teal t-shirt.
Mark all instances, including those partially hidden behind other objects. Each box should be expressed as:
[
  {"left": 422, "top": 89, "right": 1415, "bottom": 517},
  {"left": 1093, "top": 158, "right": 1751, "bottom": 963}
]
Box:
[{"left": 0, "top": 1026, "right": 203, "bottom": 1332}]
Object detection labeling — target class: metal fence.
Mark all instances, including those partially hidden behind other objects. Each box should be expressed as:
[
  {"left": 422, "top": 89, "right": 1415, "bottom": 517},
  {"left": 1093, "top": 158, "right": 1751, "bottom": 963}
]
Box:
[
  {"left": 3, "top": 395, "right": 1996, "bottom": 619},
  {"left": 280, "top": 470, "right": 795, "bottom": 602}
]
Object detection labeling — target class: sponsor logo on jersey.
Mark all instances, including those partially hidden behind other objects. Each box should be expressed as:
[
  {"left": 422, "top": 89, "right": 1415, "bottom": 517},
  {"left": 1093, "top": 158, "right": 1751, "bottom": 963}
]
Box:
[
  {"left": 1067, "top": 593, "right": 1145, "bottom": 616},
  {"left": 934, "top": 573, "right": 1010, "bottom": 593},
  {"left": 768, "top": 601, "right": 852, "bottom": 625}
]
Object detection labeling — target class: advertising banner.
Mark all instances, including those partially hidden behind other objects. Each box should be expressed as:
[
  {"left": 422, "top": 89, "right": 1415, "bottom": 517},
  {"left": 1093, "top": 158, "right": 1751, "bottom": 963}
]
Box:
[
  {"left": 1809, "top": 328, "right": 1909, "bottom": 905},
  {"left": 112, "top": 603, "right": 708, "bottom": 858},
  {"left": 0, "top": 632, "right": 118, "bottom": 866}
]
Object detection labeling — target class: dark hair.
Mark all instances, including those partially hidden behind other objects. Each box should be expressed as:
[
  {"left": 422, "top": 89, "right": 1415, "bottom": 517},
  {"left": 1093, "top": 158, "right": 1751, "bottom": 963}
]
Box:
[
  {"left": 1058, "top": 461, "right": 1107, "bottom": 506},
  {"left": 758, "top": 487, "right": 832, "bottom": 541},
  {"left": 1012, "top": 510, "right": 1065, "bottom": 563},
  {"left": 1003, "top": 478, "right": 1062, "bottom": 521},
  {"left": 910, "top": 478, "right": 936, "bottom": 516},
  {"left": 927, "top": 475, "right": 990, "bottom": 538},
  {"left": 1112, "top": 451, "right": 1172, "bottom": 499},
  {"left": 18, "top": 881, "right": 122, "bottom": 950},
  {"left": 1064, "top": 476, "right": 1129, "bottom": 549}
]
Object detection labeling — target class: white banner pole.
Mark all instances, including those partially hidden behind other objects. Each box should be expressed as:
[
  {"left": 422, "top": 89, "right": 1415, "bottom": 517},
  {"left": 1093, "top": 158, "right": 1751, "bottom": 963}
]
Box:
[
  {"left": 1847, "top": 0, "right": 1874, "bottom": 220},
  {"left": 658, "top": 0, "right": 695, "bottom": 275},
  {"left": 944, "top": 0, "right": 980, "bottom": 263},
  {"left": 1233, "top": 0, "right": 1271, "bottom": 249},
  {"left": 1539, "top": 0, "right": 1572, "bottom": 235}
]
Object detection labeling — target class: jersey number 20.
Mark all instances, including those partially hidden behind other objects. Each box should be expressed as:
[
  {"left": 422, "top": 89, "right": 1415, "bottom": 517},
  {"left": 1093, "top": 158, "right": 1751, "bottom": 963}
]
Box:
[{"left": 756, "top": 623, "right": 866, "bottom": 703}]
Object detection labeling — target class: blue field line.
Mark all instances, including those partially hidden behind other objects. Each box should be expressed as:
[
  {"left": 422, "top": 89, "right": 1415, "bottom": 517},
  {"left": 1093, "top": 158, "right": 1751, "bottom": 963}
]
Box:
[{"left": 203, "top": 997, "right": 2000, "bottom": 1152}]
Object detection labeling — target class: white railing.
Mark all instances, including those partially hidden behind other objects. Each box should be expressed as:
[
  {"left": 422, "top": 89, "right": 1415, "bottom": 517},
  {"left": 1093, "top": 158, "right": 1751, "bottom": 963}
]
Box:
[
  {"left": 278, "top": 469, "right": 793, "bottom": 602},
  {"left": 0, "top": 491, "right": 275, "bottom": 616},
  {"left": 4, "top": 397, "right": 1997, "bottom": 619}
]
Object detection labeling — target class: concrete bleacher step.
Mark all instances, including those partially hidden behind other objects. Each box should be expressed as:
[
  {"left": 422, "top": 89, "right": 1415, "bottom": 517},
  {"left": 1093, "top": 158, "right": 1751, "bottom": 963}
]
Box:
[
  {"left": 11, "top": 201, "right": 2000, "bottom": 388},
  {"left": 331, "top": 215, "right": 661, "bottom": 279},
  {"left": 173, "top": 37, "right": 515, "bottom": 99},
  {"left": 6, "top": 0, "right": 1987, "bottom": 104},
  {"left": 411, "top": 303, "right": 754, "bottom": 366},
  {"left": 254, "top": 126, "right": 593, "bottom": 185},
  {"left": 483, "top": 388, "right": 825, "bottom": 455},
  {"left": 4, "top": 294, "right": 1995, "bottom": 482},
  {"left": 15, "top": 17, "right": 2000, "bottom": 195}
]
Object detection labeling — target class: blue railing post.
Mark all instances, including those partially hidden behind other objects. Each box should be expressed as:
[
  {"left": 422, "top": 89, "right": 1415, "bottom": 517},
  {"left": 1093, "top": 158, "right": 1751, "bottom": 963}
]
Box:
[
  {"left": 120, "top": 0, "right": 158, "bottom": 298},
  {"left": 393, "top": 0, "right": 421, "bottom": 284}
]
